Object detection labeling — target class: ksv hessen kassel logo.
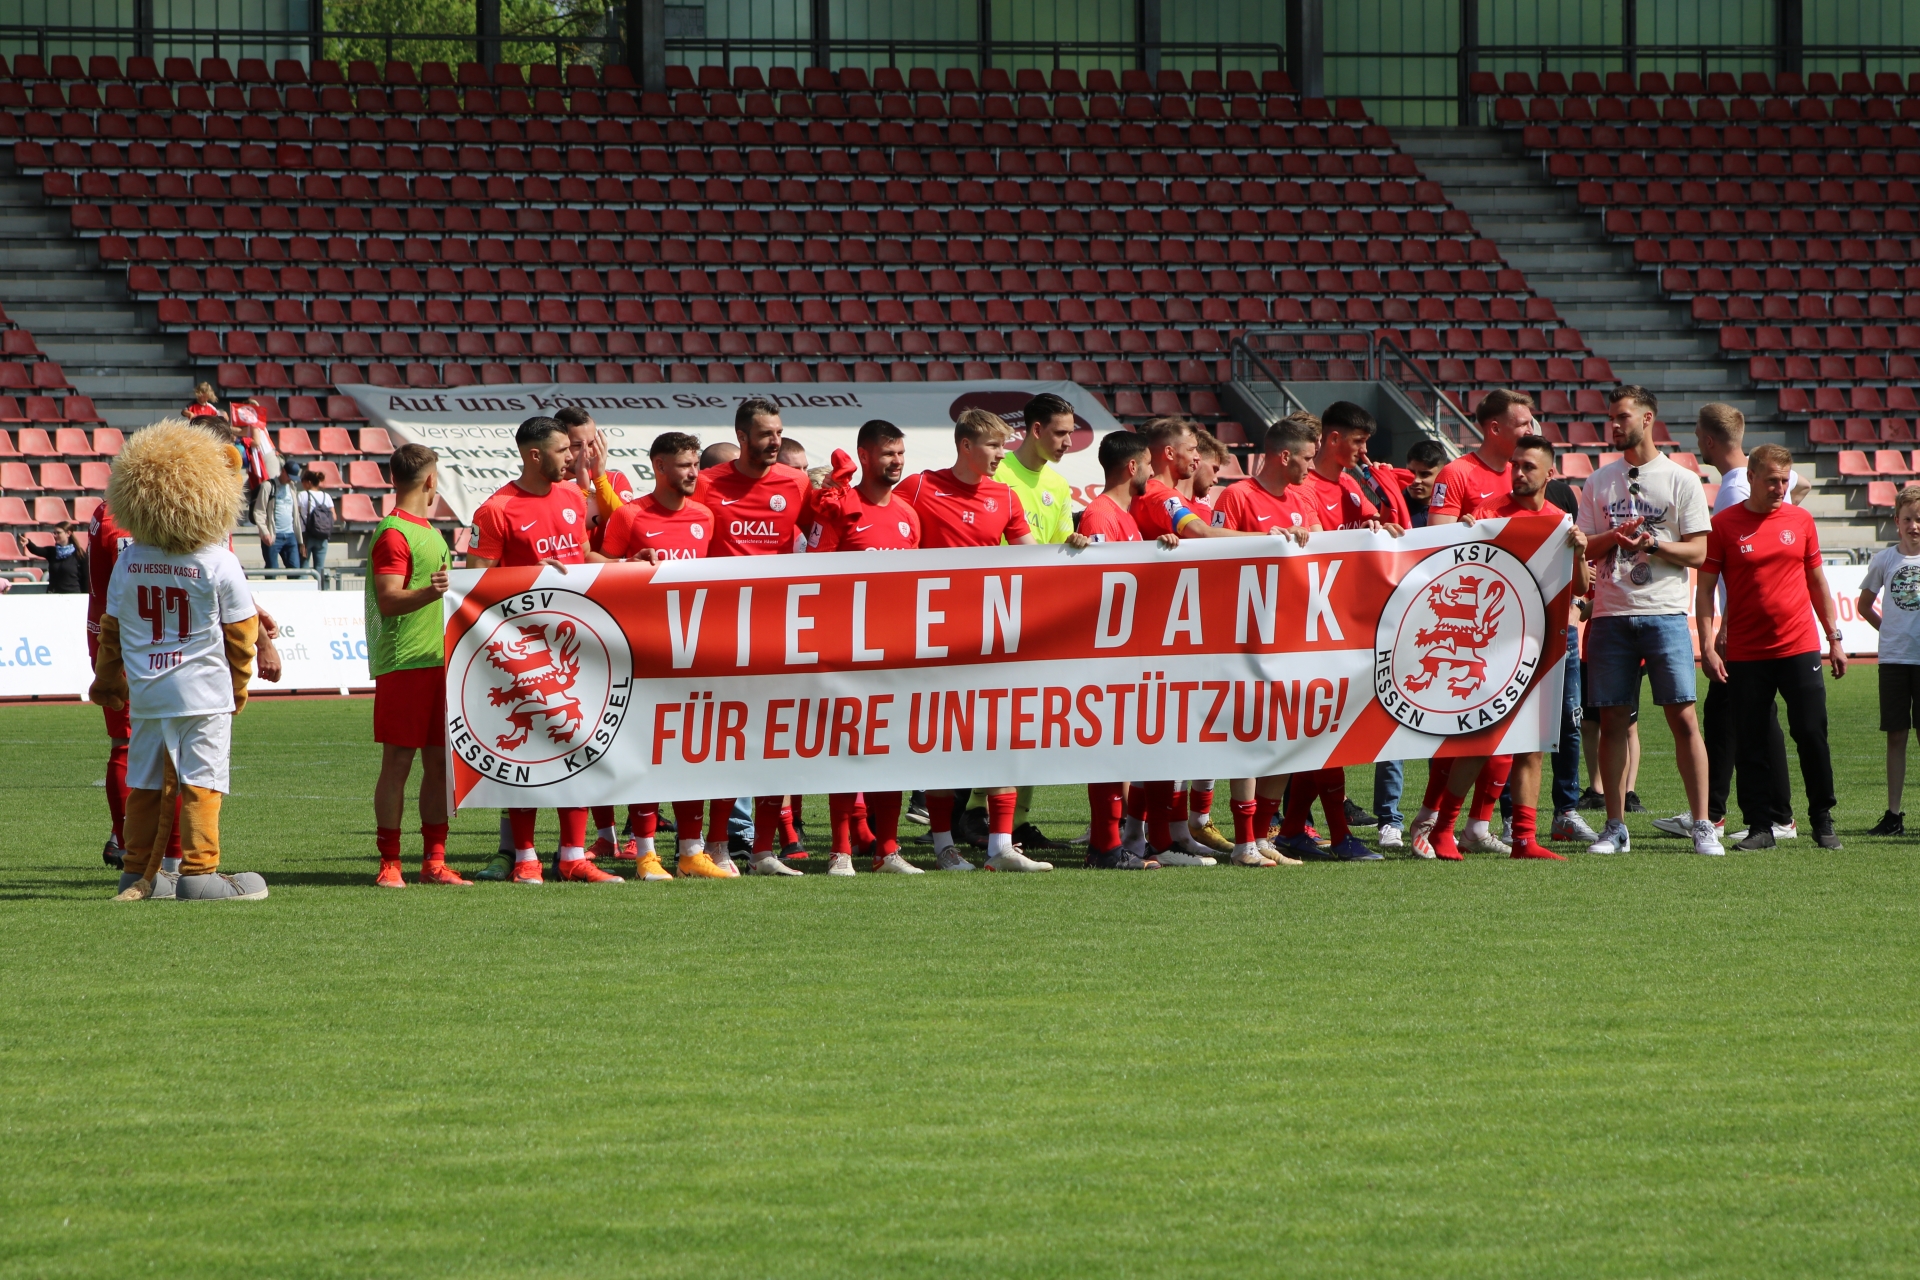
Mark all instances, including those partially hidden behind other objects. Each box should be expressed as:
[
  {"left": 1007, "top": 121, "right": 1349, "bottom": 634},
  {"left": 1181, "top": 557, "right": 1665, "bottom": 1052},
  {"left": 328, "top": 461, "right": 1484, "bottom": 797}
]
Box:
[
  {"left": 1372, "top": 543, "right": 1546, "bottom": 734},
  {"left": 448, "top": 588, "right": 631, "bottom": 787}
]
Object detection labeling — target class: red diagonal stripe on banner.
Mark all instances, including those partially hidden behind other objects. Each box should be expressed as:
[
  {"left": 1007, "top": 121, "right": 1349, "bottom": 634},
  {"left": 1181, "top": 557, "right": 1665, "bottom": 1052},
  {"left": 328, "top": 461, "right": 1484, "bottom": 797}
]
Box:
[
  {"left": 1326, "top": 699, "right": 1404, "bottom": 767},
  {"left": 1490, "top": 511, "right": 1562, "bottom": 564},
  {"left": 443, "top": 566, "right": 544, "bottom": 654}
]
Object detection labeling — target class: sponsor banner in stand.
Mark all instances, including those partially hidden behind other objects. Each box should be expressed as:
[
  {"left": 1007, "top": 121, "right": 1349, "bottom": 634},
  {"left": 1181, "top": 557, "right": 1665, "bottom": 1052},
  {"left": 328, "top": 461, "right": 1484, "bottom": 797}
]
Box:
[
  {"left": 442, "top": 519, "right": 1578, "bottom": 810},
  {"left": 0, "top": 589, "right": 373, "bottom": 700},
  {"left": 337, "top": 380, "right": 1120, "bottom": 523}
]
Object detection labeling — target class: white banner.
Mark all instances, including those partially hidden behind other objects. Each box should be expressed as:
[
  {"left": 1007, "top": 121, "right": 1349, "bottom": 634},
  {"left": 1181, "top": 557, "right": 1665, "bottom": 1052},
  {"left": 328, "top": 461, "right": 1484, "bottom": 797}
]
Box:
[
  {"left": 0, "top": 588, "right": 373, "bottom": 701},
  {"left": 338, "top": 380, "right": 1122, "bottom": 523}
]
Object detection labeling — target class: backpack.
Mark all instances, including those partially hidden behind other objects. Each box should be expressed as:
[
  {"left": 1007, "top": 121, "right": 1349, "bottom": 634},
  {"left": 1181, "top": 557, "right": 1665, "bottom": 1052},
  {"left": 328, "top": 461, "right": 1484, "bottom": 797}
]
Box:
[{"left": 302, "top": 491, "right": 335, "bottom": 539}]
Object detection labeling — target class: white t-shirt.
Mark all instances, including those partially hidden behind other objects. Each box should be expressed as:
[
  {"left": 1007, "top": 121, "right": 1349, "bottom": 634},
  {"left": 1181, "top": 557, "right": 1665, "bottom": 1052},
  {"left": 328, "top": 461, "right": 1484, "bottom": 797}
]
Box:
[
  {"left": 1576, "top": 452, "right": 1712, "bottom": 617},
  {"left": 106, "top": 543, "right": 257, "bottom": 718},
  {"left": 1713, "top": 465, "right": 1810, "bottom": 514},
  {"left": 1862, "top": 545, "right": 1920, "bottom": 665}
]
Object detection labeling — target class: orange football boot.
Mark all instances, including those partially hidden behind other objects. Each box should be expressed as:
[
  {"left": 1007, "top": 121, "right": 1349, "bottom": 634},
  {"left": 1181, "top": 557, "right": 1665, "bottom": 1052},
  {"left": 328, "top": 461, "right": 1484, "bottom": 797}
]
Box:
[
  {"left": 510, "top": 859, "right": 544, "bottom": 884},
  {"left": 375, "top": 861, "right": 405, "bottom": 888},
  {"left": 420, "top": 861, "right": 473, "bottom": 885},
  {"left": 556, "top": 857, "right": 623, "bottom": 883}
]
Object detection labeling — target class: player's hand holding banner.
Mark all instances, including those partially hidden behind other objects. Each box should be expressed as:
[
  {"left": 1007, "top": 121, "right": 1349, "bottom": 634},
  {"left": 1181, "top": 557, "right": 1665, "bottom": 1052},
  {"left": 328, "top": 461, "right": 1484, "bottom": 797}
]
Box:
[{"left": 442, "top": 519, "right": 1575, "bottom": 809}]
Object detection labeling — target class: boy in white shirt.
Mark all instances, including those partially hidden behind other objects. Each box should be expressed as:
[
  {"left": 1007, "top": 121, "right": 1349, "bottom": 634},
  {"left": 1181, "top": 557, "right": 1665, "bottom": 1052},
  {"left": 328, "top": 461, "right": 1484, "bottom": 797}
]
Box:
[
  {"left": 1859, "top": 483, "right": 1920, "bottom": 835},
  {"left": 90, "top": 419, "right": 268, "bottom": 901}
]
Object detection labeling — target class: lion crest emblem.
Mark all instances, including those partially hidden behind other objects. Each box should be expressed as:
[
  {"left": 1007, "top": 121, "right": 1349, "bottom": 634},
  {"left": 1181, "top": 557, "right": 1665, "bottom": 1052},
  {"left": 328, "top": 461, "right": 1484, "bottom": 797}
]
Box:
[
  {"left": 1403, "top": 574, "right": 1508, "bottom": 699},
  {"left": 483, "top": 620, "right": 585, "bottom": 750}
]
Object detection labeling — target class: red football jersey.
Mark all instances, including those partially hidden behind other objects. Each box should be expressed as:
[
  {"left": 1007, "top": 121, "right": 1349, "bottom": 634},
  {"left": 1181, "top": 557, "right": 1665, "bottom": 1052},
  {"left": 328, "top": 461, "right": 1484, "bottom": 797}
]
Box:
[
  {"left": 1430, "top": 451, "right": 1512, "bottom": 521},
  {"left": 1703, "top": 502, "right": 1822, "bottom": 662},
  {"left": 1186, "top": 493, "right": 1215, "bottom": 526},
  {"left": 471, "top": 479, "right": 591, "bottom": 566},
  {"left": 599, "top": 494, "right": 715, "bottom": 562},
  {"left": 1211, "top": 480, "right": 1317, "bottom": 532},
  {"left": 1132, "top": 478, "right": 1207, "bottom": 540},
  {"left": 1077, "top": 493, "right": 1142, "bottom": 542},
  {"left": 87, "top": 501, "right": 134, "bottom": 647},
  {"left": 896, "top": 468, "right": 1032, "bottom": 548},
  {"left": 1472, "top": 493, "right": 1563, "bottom": 522},
  {"left": 693, "top": 461, "right": 813, "bottom": 557},
  {"left": 1302, "top": 468, "right": 1380, "bottom": 531},
  {"left": 810, "top": 489, "right": 922, "bottom": 552}
]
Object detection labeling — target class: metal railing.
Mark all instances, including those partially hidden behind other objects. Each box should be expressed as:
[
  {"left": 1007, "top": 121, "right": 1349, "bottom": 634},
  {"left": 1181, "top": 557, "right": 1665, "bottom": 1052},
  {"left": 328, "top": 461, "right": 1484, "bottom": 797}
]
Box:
[{"left": 1230, "top": 328, "right": 1479, "bottom": 453}]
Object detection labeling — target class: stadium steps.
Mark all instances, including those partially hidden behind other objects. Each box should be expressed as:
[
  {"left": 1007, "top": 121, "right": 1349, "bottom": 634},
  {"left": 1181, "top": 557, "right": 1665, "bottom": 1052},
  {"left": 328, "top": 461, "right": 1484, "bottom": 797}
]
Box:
[
  {"left": 0, "top": 157, "right": 192, "bottom": 426},
  {"left": 1396, "top": 125, "right": 1872, "bottom": 550}
]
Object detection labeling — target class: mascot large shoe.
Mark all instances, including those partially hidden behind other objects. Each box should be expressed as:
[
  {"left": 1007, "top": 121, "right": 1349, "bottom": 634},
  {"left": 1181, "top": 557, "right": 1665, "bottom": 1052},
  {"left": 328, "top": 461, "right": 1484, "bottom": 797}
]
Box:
[{"left": 90, "top": 418, "right": 269, "bottom": 902}]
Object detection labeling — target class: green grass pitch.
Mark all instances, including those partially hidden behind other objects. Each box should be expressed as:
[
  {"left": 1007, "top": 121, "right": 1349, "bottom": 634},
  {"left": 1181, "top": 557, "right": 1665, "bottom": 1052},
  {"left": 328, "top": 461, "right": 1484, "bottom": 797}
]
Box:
[{"left": 1, "top": 673, "right": 1916, "bottom": 1278}]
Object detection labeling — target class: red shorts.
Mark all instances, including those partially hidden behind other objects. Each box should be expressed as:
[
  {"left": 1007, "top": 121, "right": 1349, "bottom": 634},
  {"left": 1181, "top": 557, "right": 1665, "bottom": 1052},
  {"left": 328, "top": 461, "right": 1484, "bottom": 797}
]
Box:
[
  {"left": 374, "top": 666, "right": 446, "bottom": 747},
  {"left": 101, "top": 700, "right": 130, "bottom": 739}
]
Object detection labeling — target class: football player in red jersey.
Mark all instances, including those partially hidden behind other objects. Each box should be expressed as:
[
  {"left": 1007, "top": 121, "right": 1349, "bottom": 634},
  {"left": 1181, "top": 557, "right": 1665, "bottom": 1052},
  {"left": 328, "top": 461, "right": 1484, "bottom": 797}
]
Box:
[
  {"left": 1427, "top": 388, "right": 1534, "bottom": 525},
  {"left": 691, "top": 398, "right": 816, "bottom": 875},
  {"left": 464, "top": 416, "right": 623, "bottom": 885},
  {"left": 1420, "top": 436, "right": 1592, "bottom": 861},
  {"left": 1169, "top": 427, "right": 1239, "bottom": 856},
  {"left": 807, "top": 420, "right": 925, "bottom": 874},
  {"left": 896, "top": 408, "right": 1056, "bottom": 871}
]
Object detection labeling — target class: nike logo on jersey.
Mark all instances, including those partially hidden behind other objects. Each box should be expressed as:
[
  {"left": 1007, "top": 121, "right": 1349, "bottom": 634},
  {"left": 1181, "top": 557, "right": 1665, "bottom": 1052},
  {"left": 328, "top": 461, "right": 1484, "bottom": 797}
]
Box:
[
  {"left": 718, "top": 497, "right": 742, "bottom": 505},
  {"left": 519, "top": 520, "right": 537, "bottom": 530},
  {"left": 853, "top": 525, "right": 871, "bottom": 533},
  {"left": 645, "top": 530, "right": 664, "bottom": 537}
]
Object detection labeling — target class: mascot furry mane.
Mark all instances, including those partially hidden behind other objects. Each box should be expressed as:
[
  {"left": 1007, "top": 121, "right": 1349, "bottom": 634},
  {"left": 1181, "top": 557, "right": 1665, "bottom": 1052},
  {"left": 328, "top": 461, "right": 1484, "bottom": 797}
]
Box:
[{"left": 106, "top": 417, "right": 244, "bottom": 554}]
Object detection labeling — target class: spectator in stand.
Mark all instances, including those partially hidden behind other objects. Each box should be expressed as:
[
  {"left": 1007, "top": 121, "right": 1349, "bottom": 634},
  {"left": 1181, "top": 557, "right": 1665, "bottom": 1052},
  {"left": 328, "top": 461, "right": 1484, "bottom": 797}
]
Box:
[
  {"left": 32, "top": 521, "right": 86, "bottom": 593},
  {"left": 1695, "top": 444, "right": 1845, "bottom": 851},
  {"left": 1578, "top": 385, "right": 1717, "bottom": 856},
  {"left": 258, "top": 458, "right": 303, "bottom": 570},
  {"left": 1858, "top": 484, "right": 1920, "bottom": 836},
  {"left": 1656, "top": 403, "right": 1797, "bottom": 845},
  {"left": 182, "top": 382, "right": 225, "bottom": 423},
  {"left": 1399, "top": 439, "right": 1448, "bottom": 528},
  {"left": 296, "top": 466, "right": 336, "bottom": 578}
]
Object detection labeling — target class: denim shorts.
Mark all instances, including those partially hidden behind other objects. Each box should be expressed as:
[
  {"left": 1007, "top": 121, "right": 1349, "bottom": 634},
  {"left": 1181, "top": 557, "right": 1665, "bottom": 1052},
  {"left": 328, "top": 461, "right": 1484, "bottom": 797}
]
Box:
[{"left": 1584, "top": 613, "right": 1697, "bottom": 708}]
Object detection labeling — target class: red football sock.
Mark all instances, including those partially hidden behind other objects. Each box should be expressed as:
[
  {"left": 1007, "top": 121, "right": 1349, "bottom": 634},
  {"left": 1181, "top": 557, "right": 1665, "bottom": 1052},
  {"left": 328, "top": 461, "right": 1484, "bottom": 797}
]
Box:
[
  {"left": 928, "top": 791, "right": 955, "bottom": 837},
  {"left": 105, "top": 741, "right": 128, "bottom": 841},
  {"left": 1142, "top": 781, "right": 1174, "bottom": 848},
  {"left": 1316, "top": 768, "right": 1350, "bottom": 842},
  {"left": 777, "top": 802, "right": 800, "bottom": 847},
  {"left": 1470, "top": 756, "right": 1513, "bottom": 824},
  {"left": 987, "top": 790, "right": 1016, "bottom": 835},
  {"left": 590, "top": 804, "right": 616, "bottom": 834},
  {"left": 421, "top": 822, "right": 448, "bottom": 866},
  {"left": 376, "top": 826, "right": 402, "bottom": 862},
  {"left": 1189, "top": 783, "right": 1215, "bottom": 822},
  {"left": 1167, "top": 785, "right": 1189, "bottom": 825},
  {"left": 1431, "top": 788, "right": 1467, "bottom": 860},
  {"left": 672, "top": 802, "right": 705, "bottom": 841},
  {"left": 1125, "top": 783, "right": 1149, "bottom": 822},
  {"left": 1087, "top": 782, "right": 1124, "bottom": 849},
  {"left": 1230, "top": 798, "right": 1258, "bottom": 846},
  {"left": 627, "top": 804, "right": 658, "bottom": 838},
  {"left": 752, "top": 796, "right": 782, "bottom": 854},
  {"left": 1421, "top": 767, "right": 1449, "bottom": 811},
  {"left": 1280, "top": 780, "right": 1316, "bottom": 839},
  {"left": 867, "top": 791, "right": 903, "bottom": 856},
  {"left": 558, "top": 807, "right": 588, "bottom": 850},
  {"left": 508, "top": 808, "right": 538, "bottom": 853},
  {"left": 851, "top": 794, "right": 875, "bottom": 847},
  {"left": 827, "top": 792, "right": 855, "bottom": 854},
  {"left": 705, "top": 799, "right": 733, "bottom": 847},
  {"left": 1254, "top": 795, "right": 1282, "bottom": 840}
]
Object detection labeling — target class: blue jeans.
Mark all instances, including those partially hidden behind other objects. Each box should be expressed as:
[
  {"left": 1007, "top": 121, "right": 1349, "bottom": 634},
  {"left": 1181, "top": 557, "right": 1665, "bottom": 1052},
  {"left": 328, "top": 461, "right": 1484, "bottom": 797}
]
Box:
[
  {"left": 1373, "top": 760, "right": 1403, "bottom": 827},
  {"left": 304, "top": 537, "right": 329, "bottom": 578},
  {"left": 263, "top": 531, "right": 301, "bottom": 568},
  {"left": 1551, "top": 625, "right": 1584, "bottom": 813},
  {"left": 1585, "top": 613, "right": 1697, "bottom": 706}
]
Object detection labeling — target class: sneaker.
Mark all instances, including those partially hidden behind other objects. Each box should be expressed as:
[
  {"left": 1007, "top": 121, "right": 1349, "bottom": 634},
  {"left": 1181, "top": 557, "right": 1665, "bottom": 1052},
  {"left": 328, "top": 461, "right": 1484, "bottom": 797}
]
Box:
[
  {"left": 675, "top": 851, "right": 733, "bottom": 879},
  {"left": 904, "top": 801, "right": 931, "bottom": 826},
  {"left": 1511, "top": 841, "right": 1565, "bottom": 860},
  {"left": 1278, "top": 832, "right": 1333, "bottom": 862},
  {"left": 1576, "top": 787, "right": 1606, "bottom": 812},
  {"left": 985, "top": 847, "right": 1052, "bottom": 871},
  {"left": 1460, "top": 826, "right": 1512, "bottom": 855},
  {"left": 935, "top": 847, "right": 975, "bottom": 871},
  {"left": 1690, "top": 819, "right": 1724, "bottom": 856},
  {"left": 1255, "top": 838, "right": 1304, "bottom": 867},
  {"left": 1551, "top": 811, "right": 1600, "bottom": 844},
  {"left": 875, "top": 853, "right": 924, "bottom": 874},
  {"left": 176, "top": 871, "right": 269, "bottom": 901},
  {"left": 556, "top": 857, "right": 623, "bottom": 882},
  {"left": 1328, "top": 835, "right": 1383, "bottom": 862},
  {"left": 712, "top": 850, "right": 742, "bottom": 878},
  {"left": 472, "top": 851, "right": 513, "bottom": 882},
  {"left": 102, "top": 835, "right": 125, "bottom": 870},
  {"left": 1377, "top": 824, "right": 1404, "bottom": 850},
  {"left": 751, "top": 854, "right": 804, "bottom": 876},
  {"left": 420, "top": 862, "right": 472, "bottom": 886},
  {"left": 1086, "top": 846, "right": 1148, "bottom": 869},
  {"left": 1188, "top": 820, "right": 1234, "bottom": 853},
  {"left": 1154, "top": 847, "right": 1217, "bottom": 867},
  {"left": 1811, "top": 812, "right": 1843, "bottom": 850},
  {"left": 1587, "top": 821, "right": 1630, "bottom": 854},
  {"left": 1652, "top": 812, "right": 1695, "bottom": 838},
  {"left": 1624, "top": 790, "right": 1648, "bottom": 813},
  {"left": 1011, "top": 822, "right": 1059, "bottom": 850},
  {"left": 588, "top": 835, "right": 619, "bottom": 861},
  {"left": 1408, "top": 810, "right": 1438, "bottom": 859},
  {"left": 615, "top": 837, "right": 640, "bottom": 862},
  {"left": 1230, "top": 846, "right": 1276, "bottom": 866},
  {"left": 1734, "top": 827, "right": 1774, "bottom": 851},
  {"left": 1342, "top": 798, "right": 1378, "bottom": 827},
  {"left": 826, "top": 853, "right": 856, "bottom": 877},
  {"left": 1728, "top": 821, "right": 1796, "bottom": 842},
  {"left": 375, "top": 861, "right": 406, "bottom": 888},
  {"left": 634, "top": 852, "right": 673, "bottom": 882},
  {"left": 1869, "top": 809, "right": 1905, "bottom": 836},
  {"left": 510, "top": 860, "right": 544, "bottom": 884}
]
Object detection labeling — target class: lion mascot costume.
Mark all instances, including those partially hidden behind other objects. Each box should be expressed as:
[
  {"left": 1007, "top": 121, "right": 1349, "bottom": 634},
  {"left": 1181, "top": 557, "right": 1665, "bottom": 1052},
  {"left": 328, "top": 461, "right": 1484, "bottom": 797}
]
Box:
[{"left": 90, "top": 418, "right": 267, "bottom": 901}]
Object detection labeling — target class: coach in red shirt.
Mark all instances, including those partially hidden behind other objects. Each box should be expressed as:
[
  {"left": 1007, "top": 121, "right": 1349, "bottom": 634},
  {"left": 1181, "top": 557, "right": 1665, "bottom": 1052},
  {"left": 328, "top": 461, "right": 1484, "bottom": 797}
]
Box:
[{"left": 1695, "top": 443, "right": 1845, "bottom": 851}]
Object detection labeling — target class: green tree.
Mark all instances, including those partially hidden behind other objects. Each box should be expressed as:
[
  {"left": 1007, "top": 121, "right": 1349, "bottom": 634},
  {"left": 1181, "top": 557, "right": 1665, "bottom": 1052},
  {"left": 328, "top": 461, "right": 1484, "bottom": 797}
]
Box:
[{"left": 323, "top": 0, "right": 621, "bottom": 72}]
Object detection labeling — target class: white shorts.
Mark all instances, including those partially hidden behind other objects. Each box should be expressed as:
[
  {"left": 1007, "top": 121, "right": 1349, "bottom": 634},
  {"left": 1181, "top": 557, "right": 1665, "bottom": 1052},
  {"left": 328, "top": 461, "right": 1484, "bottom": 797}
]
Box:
[{"left": 127, "top": 713, "right": 232, "bottom": 793}]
